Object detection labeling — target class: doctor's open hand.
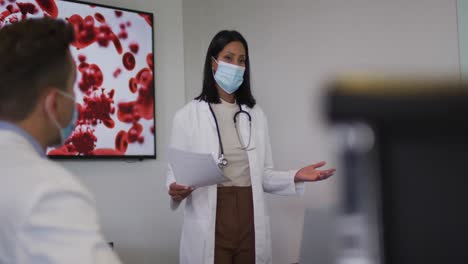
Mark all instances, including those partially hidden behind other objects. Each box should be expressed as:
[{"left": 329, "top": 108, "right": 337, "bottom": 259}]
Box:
[
  {"left": 294, "top": 161, "right": 336, "bottom": 182},
  {"left": 169, "top": 182, "right": 194, "bottom": 202}
]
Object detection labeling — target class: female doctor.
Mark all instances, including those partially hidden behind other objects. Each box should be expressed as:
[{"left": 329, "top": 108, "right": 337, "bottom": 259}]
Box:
[{"left": 166, "top": 30, "right": 335, "bottom": 264}]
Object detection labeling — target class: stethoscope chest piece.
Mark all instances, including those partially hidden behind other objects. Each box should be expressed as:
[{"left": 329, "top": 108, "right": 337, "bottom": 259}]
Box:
[{"left": 218, "top": 154, "right": 228, "bottom": 168}]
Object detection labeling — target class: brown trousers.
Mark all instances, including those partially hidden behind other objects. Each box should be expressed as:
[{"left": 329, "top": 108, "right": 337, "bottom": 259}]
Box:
[{"left": 215, "top": 186, "right": 256, "bottom": 264}]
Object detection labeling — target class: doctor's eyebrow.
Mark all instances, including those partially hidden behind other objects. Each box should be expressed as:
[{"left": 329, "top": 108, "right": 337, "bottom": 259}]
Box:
[{"left": 223, "top": 51, "right": 246, "bottom": 58}]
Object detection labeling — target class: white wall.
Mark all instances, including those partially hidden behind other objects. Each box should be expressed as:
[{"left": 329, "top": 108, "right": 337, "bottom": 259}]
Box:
[
  {"left": 61, "top": 0, "right": 185, "bottom": 263},
  {"left": 182, "top": 0, "right": 460, "bottom": 263}
]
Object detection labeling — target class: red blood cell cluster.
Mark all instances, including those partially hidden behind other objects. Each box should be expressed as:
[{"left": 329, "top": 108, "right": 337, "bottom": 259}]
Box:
[
  {"left": 78, "top": 61, "right": 104, "bottom": 93},
  {"left": 67, "top": 14, "right": 122, "bottom": 54},
  {"left": 1, "top": 0, "right": 60, "bottom": 24},
  {"left": 17, "top": 2, "right": 38, "bottom": 16},
  {"left": 67, "top": 126, "right": 97, "bottom": 155},
  {"left": 47, "top": 125, "right": 97, "bottom": 155},
  {"left": 118, "top": 65, "right": 154, "bottom": 123},
  {"left": 5, "top": 3, "right": 18, "bottom": 13},
  {"left": 77, "top": 88, "right": 116, "bottom": 128}
]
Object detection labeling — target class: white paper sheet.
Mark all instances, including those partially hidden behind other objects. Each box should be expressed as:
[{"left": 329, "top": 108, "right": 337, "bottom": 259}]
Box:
[{"left": 168, "top": 148, "right": 229, "bottom": 188}]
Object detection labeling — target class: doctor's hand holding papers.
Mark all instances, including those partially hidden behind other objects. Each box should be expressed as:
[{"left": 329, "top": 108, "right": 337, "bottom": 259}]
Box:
[{"left": 168, "top": 147, "right": 230, "bottom": 201}]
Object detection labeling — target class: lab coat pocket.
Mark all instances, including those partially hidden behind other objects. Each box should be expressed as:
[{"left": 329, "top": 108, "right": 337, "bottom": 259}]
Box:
[{"left": 180, "top": 218, "right": 208, "bottom": 264}]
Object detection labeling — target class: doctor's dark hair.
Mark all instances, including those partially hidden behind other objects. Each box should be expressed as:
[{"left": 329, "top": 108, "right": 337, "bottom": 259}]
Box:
[
  {"left": 195, "top": 30, "right": 256, "bottom": 108},
  {"left": 0, "top": 18, "right": 75, "bottom": 122}
]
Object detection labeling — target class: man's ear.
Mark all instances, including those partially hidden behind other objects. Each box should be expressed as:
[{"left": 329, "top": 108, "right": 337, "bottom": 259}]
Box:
[{"left": 43, "top": 89, "right": 58, "bottom": 118}]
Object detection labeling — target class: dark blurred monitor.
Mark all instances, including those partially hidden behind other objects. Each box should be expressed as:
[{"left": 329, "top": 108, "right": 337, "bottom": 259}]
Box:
[{"left": 327, "top": 77, "right": 468, "bottom": 264}]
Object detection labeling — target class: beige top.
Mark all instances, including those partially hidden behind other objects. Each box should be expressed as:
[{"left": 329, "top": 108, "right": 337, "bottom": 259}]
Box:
[{"left": 211, "top": 99, "right": 251, "bottom": 187}]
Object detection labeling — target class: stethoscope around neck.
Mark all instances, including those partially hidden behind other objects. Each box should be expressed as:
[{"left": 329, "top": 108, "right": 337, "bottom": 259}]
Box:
[{"left": 208, "top": 102, "right": 252, "bottom": 169}]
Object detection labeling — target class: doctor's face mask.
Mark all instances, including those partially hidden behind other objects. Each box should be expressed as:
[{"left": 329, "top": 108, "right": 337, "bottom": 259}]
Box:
[
  {"left": 212, "top": 58, "right": 245, "bottom": 94},
  {"left": 212, "top": 41, "right": 247, "bottom": 94}
]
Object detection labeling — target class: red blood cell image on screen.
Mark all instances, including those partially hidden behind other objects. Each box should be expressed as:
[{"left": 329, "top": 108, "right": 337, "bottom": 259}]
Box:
[
  {"left": 90, "top": 148, "right": 123, "bottom": 155},
  {"left": 139, "top": 13, "right": 152, "bottom": 26},
  {"left": 17, "top": 2, "right": 38, "bottom": 15},
  {"left": 78, "top": 62, "right": 103, "bottom": 93},
  {"left": 6, "top": 3, "right": 19, "bottom": 13},
  {"left": 146, "top": 53, "right": 153, "bottom": 70},
  {"left": 117, "top": 66, "right": 154, "bottom": 125},
  {"left": 78, "top": 54, "right": 86, "bottom": 63},
  {"left": 67, "top": 14, "right": 122, "bottom": 54},
  {"left": 35, "top": 0, "right": 58, "bottom": 18},
  {"left": 127, "top": 122, "right": 143, "bottom": 143},
  {"left": 113, "top": 68, "right": 122, "bottom": 78},
  {"left": 26, "top": 2, "right": 157, "bottom": 157},
  {"left": 134, "top": 68, "right": 154, "bottom": 120},
  {"left": 129, "top": 77, "right": 138, "bottom": 93},
  {"left": 68, "top": 14, "right": 96, "bottom": 49},
  {"left": 110, "top": 32, "right": 123, "bottom": 54},
  {"left": 129, "top": 42, "right": 139, "bottom": 54},
  {"left": 115, "top": 130, "right": 128, "bottom": 153},
  {"left": 66, "top": 126, "right": 97, "bottom": 155},
  {"left": 8, "top": 14, "right": 17, "bottom": 23},
  {"left": 122, "top": 52, "right": 135, "bottom": 71},
  {"left": 96, "top": 28, "right": 110, "bottom": 47},
  {"left": 48, "top": 143, "right": 78, "bottom": 156},
  {"left": 0, "top": 1, "right": 5, "bottom": 6},
  {"left": 136, "top": 86, "right": 154, "bottom": 120},
  {"left": 78, "top": 88, "right": 115, "bottom": 128},
  {"left": 117, "top": 101, "right": 135, "bottom": 123},
  {"left": 118, "top": 30, "right": 127, "bottom": 40},
  {"left": 94, "top": 12, "right": 105, "bottom": 23},
  {"left": 0, "top": 10, "right": 10, "bottom": 25}
]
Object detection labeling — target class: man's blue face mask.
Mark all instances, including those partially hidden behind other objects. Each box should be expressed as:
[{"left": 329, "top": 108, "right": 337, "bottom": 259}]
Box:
[{"left": 47, "top": 90, "right": 78, "bottom": 145}]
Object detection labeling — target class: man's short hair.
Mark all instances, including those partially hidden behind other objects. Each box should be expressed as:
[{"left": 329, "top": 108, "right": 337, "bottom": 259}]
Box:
[{"left": 0, "top": 18, "right": 75, "bottom": 121}]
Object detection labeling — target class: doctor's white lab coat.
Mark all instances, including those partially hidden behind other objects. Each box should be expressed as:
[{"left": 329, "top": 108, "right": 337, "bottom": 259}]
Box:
[{"left": 166, "top": 100, "right": 304, "bottom": 264}]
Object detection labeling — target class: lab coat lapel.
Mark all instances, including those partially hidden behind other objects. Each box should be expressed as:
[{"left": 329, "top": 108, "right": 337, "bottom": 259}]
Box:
[{"left": 199, "top": 101, "right": 219, "bottom": 155}]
